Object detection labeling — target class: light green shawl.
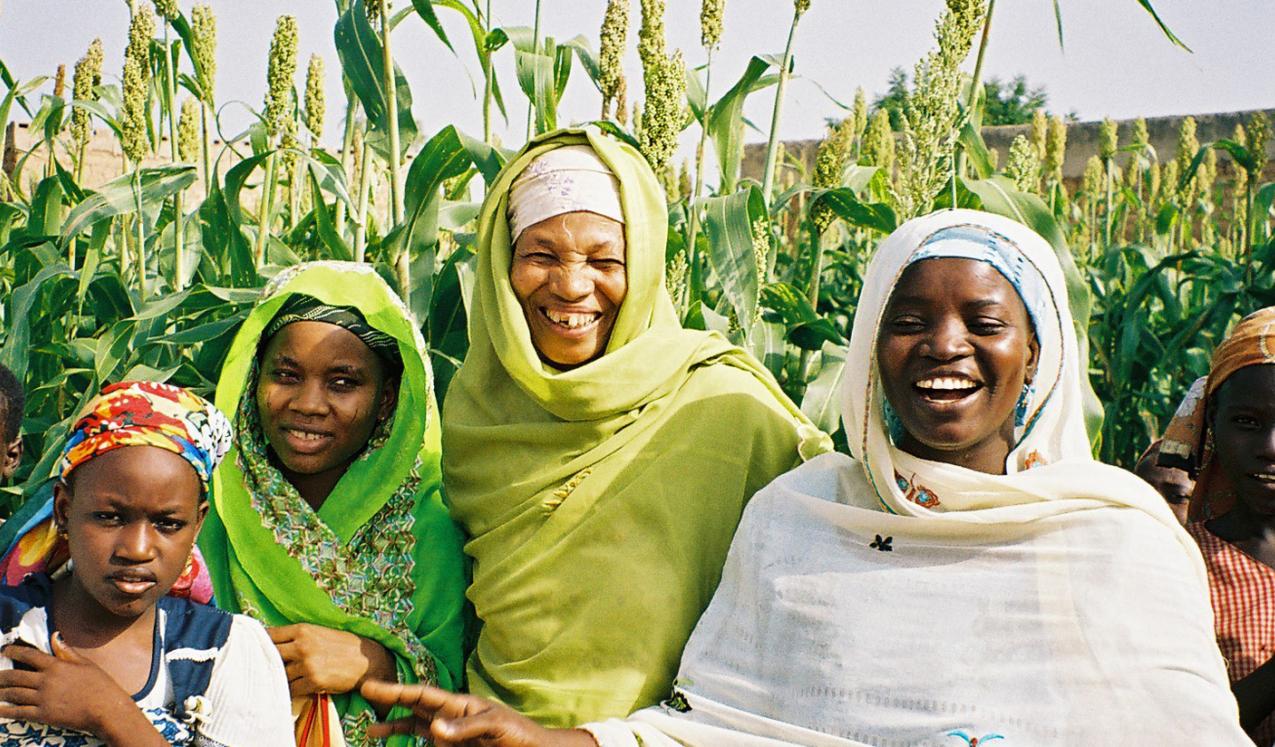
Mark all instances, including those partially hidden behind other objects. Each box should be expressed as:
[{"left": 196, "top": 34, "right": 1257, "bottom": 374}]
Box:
[
  {"left": 200, "top": 261, "right": 468, "bottom": 746},
  {"left": 443, "top": 128, "right": 828, "bottom": 726}
]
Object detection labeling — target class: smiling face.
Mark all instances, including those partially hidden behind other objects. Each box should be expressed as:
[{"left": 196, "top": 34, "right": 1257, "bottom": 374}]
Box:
[
  {"left": 876, "top": 257, "right": 1040, "bottom": 475},
  {"left": 53, "top": 445, "right": 206, "bottom": 621},
  {"left": 1210, "top": 365, "right": 1275, "bottom": 517},
  {"left": 256, "top": 321, "right": 397, "bottom": 505},
  {"left": 510, "top": 211, "right": 628, "bottom": 369}
]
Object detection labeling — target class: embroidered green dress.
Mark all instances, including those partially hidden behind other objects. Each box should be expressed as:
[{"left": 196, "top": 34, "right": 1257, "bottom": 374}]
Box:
[{"left": 200, "top": 261, "right": 467, "bottom": 745}]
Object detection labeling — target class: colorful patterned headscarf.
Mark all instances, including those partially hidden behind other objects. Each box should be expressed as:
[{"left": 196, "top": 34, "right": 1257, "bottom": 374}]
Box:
[
  {"left": 1159, "top": 307, "right": 1275, "bottom": 520},
  {"left": 59, "top": 380, "right": 232, "bottom": 493}
]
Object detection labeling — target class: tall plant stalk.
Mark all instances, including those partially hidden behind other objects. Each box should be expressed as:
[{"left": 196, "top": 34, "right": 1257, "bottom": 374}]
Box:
[
  {"left": 956, "top": 0, "right": 994, "bottom": 180},
  {"left": 162, "top": 22, "right": 186, "bottom": 289},
  {"left": 760, "top": 3, "right": 806, "bottom": 202},
  {"left": 683, "top": 53, "right": 713, "bottom": 311},
  {"left": 335, "top": 95, "right": 358, "bottom": 232},
  {"left": 526, "top": 0, "right": 543, "bottom": 140},
  {"left": 376, "top": 0, "right": 407, "bottom": 294},
  {"left": 353, "top": 134, "right": 373, "bottom": 262},
  {"left": 482, "top": 0, "right": 494, "bottom": 145}
]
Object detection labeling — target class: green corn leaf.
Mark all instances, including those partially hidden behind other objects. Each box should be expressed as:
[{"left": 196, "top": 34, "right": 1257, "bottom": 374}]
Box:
[
  {"left": 702, "top": 185, "right": 765, "bottom": 331},
  {"left": 409, "top": 0, "right": 456, "bottom": 53},
  {"left": 335, "top": 0, "right": 418, "bottom": 159},
  {"left": 31, "top": 176, "right": 66, "bottom": 238},
  {"left": 1, "top": 261, "right": 74, "bottom": 382},
  {"left": 709, "top": 56, "right": 778, "bottom": 194},
  {"left": 810, "top": 187, "right": 897, "bottom": 235},
  {"left": 307, "top": 168, "right": 354, "bottom": 261},
  {"left": 60, "top": 165, "right": 196, "bottom": 243},
  {"left": 800, "top": 341, "right": 847, "bottom": 435}
]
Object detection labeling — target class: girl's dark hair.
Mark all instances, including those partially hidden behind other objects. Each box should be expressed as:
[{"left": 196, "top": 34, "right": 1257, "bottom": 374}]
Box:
[{"left": 0, "top": 364, "right": 24, "bottom": 443}]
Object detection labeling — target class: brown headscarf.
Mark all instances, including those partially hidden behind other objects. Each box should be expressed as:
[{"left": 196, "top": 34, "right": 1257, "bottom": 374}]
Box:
[{"left": 1160, "top": 307, "right": 1275, "bottom": 520}]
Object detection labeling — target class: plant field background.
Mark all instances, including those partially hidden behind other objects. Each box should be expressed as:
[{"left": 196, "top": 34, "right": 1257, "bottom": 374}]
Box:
[{"left": 0, "top": 0, "right": 1272, "bottom": 514}]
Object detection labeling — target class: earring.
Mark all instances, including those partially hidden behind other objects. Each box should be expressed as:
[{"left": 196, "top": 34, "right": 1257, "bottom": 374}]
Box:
[{"left": 1014, "top": 383, "right": 1035, "bottom": 427}]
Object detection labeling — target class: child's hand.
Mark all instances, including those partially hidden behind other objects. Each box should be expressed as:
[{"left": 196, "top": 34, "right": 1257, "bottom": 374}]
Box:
[
  {"left": 270, "top": 623, "right": 395, "bottom": 697},
  {"left": 0, "top": 633, "right": 139, "bottom": 737}
]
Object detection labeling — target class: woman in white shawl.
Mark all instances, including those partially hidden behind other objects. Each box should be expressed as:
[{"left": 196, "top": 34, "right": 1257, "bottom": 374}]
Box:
[{"left": 358, "top": 209, "right": 1247, "bottom": 746}]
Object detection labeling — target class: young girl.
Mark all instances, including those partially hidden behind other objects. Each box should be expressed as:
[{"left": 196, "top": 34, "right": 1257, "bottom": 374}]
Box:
[{"left": 0, "top": 381, "right": 293, "bottom": 746}]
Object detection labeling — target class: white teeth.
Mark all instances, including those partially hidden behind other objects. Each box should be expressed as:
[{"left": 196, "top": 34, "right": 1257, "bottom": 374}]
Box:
[
  {"left": 287, "top": 429, "right": 325, "bottom": 442},
  {"left": 544, "top": 309, "right": 600, "bottom": 329},
  {"left": 916, "top": 377, "right": 979, "bottom": 391},
  {"left": 1251, "top": 474, "right": 1275, "bottom": 483}
]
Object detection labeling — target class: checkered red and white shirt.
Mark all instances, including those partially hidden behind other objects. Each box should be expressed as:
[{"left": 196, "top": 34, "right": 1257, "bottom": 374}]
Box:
[{"left": 1189, "top": 521, "right": 1275, "bottom": 746}]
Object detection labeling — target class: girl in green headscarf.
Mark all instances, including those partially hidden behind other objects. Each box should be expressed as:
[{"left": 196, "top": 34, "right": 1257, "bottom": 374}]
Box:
[
  {"left": 441, "top": 127, "right": 828, "bottom": 727},
  {"left": 200, "top": 261, "right": 467, "bottom": 746}
]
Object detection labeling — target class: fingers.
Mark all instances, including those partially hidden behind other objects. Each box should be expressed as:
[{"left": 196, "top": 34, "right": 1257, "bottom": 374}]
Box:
[
  {"left": 366, "top": 717, "right": 430, "bottom": 739},
  {"left": 432, "top": 709, "right": 512, "bottom": 743},
  {"left": 267, "top": 624, "right": 302, "bottom": 644},
  {"left": 1, "top": 645, "right": 54, "bottom": 670},
  {"left": 360, "top": 680, "right": 450, "bottom": 712},
  {"left": 0, "top": 686, "right": 39, "bottom": 706},
  {"left": 0, "top": 669, "right": 40, "bottom": 689},
  {"left": 0, "top": 704, "right": 41, "bottom": 722}
]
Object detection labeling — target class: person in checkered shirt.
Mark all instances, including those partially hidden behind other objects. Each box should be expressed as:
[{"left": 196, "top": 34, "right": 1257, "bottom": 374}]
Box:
[{"left": 1161, "top": 307, "right": 1275, "bottom": 746}]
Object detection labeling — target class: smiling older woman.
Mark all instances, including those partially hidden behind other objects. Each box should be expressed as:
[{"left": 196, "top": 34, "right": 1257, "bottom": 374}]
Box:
[
  {"left": 362, "top": 209, "right": 1249, "bottom": 746},
  {"left": 440, "top": 127, "right": 827, "bottom": 727}
]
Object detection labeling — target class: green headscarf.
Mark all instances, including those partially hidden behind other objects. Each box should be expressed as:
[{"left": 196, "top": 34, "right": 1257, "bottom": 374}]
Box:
[
  {"left": 443, "top": 127, "right": 828, "bottom": 726},
  {"left": 200, "top": 261, "right": 468, "bottom": 745}
]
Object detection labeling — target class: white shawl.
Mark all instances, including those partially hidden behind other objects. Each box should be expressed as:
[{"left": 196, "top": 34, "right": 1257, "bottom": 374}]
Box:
[{"left": 584, "top": 209, "right": 1247, "bottom": 746}]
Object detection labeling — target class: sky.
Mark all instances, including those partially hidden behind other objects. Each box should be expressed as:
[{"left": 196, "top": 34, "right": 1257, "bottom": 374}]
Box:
[{"left": 1, "top": 0, "right": 1272, "bottom": 155}]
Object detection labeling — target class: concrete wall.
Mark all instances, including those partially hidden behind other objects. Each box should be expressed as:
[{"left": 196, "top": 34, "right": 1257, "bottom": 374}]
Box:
[{"left": 743, "top": 108, "right": 1275, "bottom": 185}]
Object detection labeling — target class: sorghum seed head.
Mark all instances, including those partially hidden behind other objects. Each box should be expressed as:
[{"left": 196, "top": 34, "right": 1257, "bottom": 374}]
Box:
[
  {"left": 812, "top": 116, "right": 855, "bottom": 232},
  {"left": 121, "top": 5, "right": 156, "bottom": 164},
  {"left": 1081, "top": 154, "right": 1103, "bottom": 198},
  {"left": 1246, "top": 111, "right": 1270, "bottom": 178},
  {"left": 70, "top": 39, "right": 104, "bottom": 147},
  {"left": 640, "top": 49, "right": 686, "bottom": 179},
  {"left": 178, "top": 97, "right": 200, "bottom": 162},
  {"left": 1132, "top": 117, "right": 1149, "bottom": 148},
  {"left": 1099, "top": 118, "right": 1118, "bottom": 161},
  {"left": 1030, "top": 108, "right": 1047, "bottom": 160},
  {"left": 679, "top": 158, "right": 692, "bottom": 199},
  {"left": 700, "top": 0, "right": 724, "bottom": 51},
  {"left": 861, "top": 108, "right": 894, "bottom": 173},
  {"left": 264, "top": 15, "right": 299, "bottom": 139},
  {"left": 191, "top": 4, "right": 217, "bottom": 104},
  {"left": 53, "top": 64, "right": 66, "bottom": 100},
  {"left": 304, "top": 54, "right": 325, "bottom": 141},
  {"left": 1044, "top": 115, "right": 1067, "bottom": 182},
  {"left": 152, "top": 0, "right": 179, "bottom": 21},
  {"left": 794, "top": 0, "right": 811, "bottom": 18},
  {"left": 852, "top": 88, "right": 868, "bottom": 141},
  {"left": 599, "top": 0, "right": 629, "bottom": 117},
  {"left": 1006, "top": 134, "right": 1041, "bottom": 195}
]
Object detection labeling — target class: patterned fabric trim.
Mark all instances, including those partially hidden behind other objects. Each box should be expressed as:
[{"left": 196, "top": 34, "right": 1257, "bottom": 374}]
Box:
[{"left": 232, "top": 364, "right": 438, "bottom": 740}]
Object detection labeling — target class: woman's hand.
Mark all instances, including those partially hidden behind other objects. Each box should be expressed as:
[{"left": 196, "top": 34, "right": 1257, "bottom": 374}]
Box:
[
  {"left": 360, "top": 679, "right": 598, "bottom": 747},
  {"left": 0, "top": 633, "right": 168, "bottom": 747},
  {"left": 269, "top": 623, "right": 396, "bottom": 697}
]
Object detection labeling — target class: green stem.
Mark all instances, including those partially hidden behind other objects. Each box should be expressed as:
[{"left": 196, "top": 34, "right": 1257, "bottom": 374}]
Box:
[
  {"left": 482, "top": 0, "right": 494, "bottom": 146},
  {"left": 200, "top": 102, "right": 213, "bottom": 195},
  {"left": 526, "top": 0, "right": 542, "bottom": 139},
  {"left": 806, "top": 224, "right": 825, "bottom": 311},
  {"left": 956, "top": 0, "right": 995, "bottom": 180},
  {"left": 378, "top": 0, "right": 403, "bottom": 226},
  {"left": 163, "top": 25, "right": 185, "bottom": 289},
  {"left": 353, "top": 136, "right": 373, "bottom": 262},
  {"left": 684, "top": 52, "right": 713, "bottom": 312},
  {"left": 334, "top": 97, "right": 357, "bottom": 233},
  {"left": 1104, "top": 158, "right": 1114, "bottom": 249},
  {"left": 132, "top": 168, "right": 146, "bottom": 297},
  {"left": 760, "top": 9, "right": 801, "bottom": 202},
  {"left": 254, "top": 151, "right": 278, "bottom": 267}
]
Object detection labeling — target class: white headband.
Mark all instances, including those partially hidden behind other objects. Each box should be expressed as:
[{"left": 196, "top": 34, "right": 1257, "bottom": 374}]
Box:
[{"left": 507, "top": 144, "right": 626, "bottom": 242}]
